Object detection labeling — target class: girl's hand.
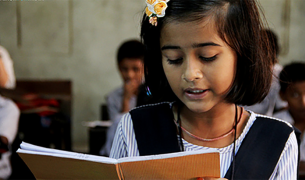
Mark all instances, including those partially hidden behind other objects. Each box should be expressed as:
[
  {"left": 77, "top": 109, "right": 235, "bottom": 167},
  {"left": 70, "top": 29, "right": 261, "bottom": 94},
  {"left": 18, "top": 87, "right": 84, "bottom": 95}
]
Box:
[{"left": 196, "top": 178, "right": 228, "bottom": 180}]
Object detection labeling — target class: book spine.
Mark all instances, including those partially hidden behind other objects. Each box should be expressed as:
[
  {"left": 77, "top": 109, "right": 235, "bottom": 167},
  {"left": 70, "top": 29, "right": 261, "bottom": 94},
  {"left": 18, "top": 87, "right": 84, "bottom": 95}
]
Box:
[{"left": 116, "top": 164, "right": 124, "bottom": 180}]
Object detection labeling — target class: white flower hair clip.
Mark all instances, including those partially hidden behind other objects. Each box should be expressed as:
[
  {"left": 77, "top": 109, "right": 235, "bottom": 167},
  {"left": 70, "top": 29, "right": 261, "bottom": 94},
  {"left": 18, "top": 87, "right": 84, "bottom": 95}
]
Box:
[{"left": 145, "top": 0, "right": 170, "bottom": 26}]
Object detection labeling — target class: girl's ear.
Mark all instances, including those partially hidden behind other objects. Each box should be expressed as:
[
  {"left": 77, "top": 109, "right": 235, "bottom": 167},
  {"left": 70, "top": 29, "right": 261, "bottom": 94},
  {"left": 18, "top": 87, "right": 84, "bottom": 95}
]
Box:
[{"left": 279, "top": 91, "right": 287, "bottom": 101}]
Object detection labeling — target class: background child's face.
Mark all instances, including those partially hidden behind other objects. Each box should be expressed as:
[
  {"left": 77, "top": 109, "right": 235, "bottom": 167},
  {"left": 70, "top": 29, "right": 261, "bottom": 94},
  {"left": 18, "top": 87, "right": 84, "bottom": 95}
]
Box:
[
  {"left": 160, "top": 19, "right": 237, "bottom": 113},
  {"left": 281, "top": 81, "right": 305, "bottom": 119},
  {"left": 118, "top": 58, "right": 144, "bottom": 84}
]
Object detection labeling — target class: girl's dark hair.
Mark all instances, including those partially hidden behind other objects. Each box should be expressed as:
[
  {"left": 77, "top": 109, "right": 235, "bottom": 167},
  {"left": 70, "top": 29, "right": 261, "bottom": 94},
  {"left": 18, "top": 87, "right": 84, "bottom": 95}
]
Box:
[
  {"left": 264, "top": 29, "right": 279, "bottom": 59},
  {"left": 279, "top": 62, "right": 305, "bottom": 93},
  {"left": 141, "top": 0, "right": 274, "bottom": 106}
]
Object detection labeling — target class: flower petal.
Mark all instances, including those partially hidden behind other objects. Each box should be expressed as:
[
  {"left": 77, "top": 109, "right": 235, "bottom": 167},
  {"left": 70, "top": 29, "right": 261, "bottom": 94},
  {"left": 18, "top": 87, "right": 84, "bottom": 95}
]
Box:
[
  {"left": 154, "top": 1, "right": 167, "bottom": 16},
  {"left": 145, "top": 7, "right": 153, "bottom": 17},
  {"left": 146, "top": 0, "right": 156, "bottom": 5}
]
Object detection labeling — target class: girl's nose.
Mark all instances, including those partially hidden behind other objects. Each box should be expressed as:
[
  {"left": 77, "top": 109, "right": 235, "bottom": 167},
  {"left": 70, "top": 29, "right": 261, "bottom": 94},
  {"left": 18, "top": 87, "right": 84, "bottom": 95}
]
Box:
[{"left": 182, "top": 58, "right": 203, "bottom": 82}]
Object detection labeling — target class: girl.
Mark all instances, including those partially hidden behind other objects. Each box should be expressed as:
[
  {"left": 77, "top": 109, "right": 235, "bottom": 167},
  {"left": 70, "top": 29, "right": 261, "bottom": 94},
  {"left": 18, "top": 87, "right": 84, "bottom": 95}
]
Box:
[{"left": 110, "top": 0, "right": 299, "bottom": 179}]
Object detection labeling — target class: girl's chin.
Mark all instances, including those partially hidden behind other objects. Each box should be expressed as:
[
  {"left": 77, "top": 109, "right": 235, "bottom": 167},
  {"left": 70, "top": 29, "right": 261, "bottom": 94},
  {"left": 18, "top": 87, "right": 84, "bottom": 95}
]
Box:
[{"left": 184, "top": 103, "right": 210, "bottom": 114}]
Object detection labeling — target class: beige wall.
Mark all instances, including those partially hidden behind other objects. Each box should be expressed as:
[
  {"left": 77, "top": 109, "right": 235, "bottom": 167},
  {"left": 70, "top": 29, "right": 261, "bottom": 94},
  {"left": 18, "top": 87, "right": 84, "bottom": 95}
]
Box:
[
  {"left": 259, "top": 0, "right": 305, "bottom": 64},
  {"left": 0, "top": 0, "right": 304, "bottom": 151},
  {"left": 0, "top": 0, "right": 145, "bottom": 151}
]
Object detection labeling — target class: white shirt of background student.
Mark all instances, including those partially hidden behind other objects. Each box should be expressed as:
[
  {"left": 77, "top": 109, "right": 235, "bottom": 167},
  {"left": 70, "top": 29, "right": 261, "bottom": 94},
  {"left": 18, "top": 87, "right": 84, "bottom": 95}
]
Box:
[{"left": 0, "top": 45, "right": 20, "bottom": 179}]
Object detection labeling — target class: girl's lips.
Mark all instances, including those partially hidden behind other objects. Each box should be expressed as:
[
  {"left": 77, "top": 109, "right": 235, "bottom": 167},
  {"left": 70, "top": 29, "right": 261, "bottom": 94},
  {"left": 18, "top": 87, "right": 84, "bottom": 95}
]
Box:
[{"left": 184, "top": 88, "right": 209, "bottom": 100}]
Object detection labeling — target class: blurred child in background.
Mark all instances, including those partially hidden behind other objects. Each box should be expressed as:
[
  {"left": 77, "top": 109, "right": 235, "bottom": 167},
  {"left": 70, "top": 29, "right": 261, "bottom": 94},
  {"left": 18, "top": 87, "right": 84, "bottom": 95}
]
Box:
[
  {"left": 100, "top": 40, "right": 145, "bottom": 156},
  {"left": 0, "top": 45, "right": 20, "bottom": 179},
  {"left": 273, "top": 62, "right": 305, "bottom": 171}
]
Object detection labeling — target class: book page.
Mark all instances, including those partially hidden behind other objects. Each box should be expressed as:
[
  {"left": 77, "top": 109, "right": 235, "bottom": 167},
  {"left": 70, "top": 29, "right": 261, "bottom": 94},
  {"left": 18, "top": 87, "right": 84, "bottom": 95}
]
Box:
[
  {"left": 117, "top": 149, "right": 218, "bottom": 163},
  {"left": 19, "top": 141, "right": 117, "bottom": 164},
  {"left": 18, "top": 153, "right": 120, "bottom": 180},
  {"left": 18, "top": 142, "right": 219, "bottom": 179},
  {"left": 17, "top": 142, "right": 120, "bottom": 179},
  {"left": 119, "top": 151, "right": 220, "bottom": 180}
]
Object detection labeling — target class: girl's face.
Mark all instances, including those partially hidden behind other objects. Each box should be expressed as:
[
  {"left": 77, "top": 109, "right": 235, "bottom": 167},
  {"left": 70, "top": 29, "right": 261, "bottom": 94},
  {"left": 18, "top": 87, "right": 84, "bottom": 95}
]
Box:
[{"left": 160, "top": 19, "right": 237, "bottom": 113}]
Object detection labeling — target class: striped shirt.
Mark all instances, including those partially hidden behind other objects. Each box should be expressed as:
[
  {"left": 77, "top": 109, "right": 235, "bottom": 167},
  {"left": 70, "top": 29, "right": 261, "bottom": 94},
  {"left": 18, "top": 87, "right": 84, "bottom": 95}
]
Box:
[{"left": 110, "top": 102, "right": 298, "bottom": 179}]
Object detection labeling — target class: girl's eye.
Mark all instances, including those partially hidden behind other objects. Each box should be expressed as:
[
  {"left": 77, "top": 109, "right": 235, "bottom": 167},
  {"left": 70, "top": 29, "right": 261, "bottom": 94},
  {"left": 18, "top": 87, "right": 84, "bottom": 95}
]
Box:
[
  {"left": 166, "top": 58, "right": 183, "bottom": 65},
  {"left": 199, "top": 55, "right": 217, "bottom": 62}
]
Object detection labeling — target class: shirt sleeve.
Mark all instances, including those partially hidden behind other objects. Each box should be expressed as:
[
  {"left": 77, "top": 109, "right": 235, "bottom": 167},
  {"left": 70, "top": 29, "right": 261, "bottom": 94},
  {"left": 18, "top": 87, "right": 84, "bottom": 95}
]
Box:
[
  {"left": 109, "top": 113, "right": 140, "bottom": 159},
  {"left": 99, "top": 115, "right": 122, "bottom": 156},
  {"left": 270, "top": 131, "right": 298, "bottom": 180},
  {"left": 0, "top": 98, "right": 20, "bottom": 144},
  {"left": 106, "top": 92, "right": 125, "bottom": 122}
]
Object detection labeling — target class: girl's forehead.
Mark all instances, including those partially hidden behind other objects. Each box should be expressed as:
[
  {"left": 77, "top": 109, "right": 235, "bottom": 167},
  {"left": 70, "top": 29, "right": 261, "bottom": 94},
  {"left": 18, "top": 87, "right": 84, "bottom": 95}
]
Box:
[
  {"left": 162, "top": 17, "right": 215, "bottom": 32},
  {"left": 160, "top": 19, "right": 223, "bottom": 47}
]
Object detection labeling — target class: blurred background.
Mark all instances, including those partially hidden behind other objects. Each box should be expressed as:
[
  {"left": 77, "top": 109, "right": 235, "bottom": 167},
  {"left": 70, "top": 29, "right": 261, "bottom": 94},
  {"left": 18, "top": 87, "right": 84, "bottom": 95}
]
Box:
[{"left": 0, "top": 0, "right": 304, "bottom": 153}]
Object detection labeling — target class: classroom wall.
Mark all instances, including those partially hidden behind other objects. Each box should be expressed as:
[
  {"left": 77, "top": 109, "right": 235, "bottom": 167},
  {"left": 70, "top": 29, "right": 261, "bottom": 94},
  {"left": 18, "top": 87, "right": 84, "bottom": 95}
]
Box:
[
  {"left": 260, "top": 0, "right": 305, "bottom": 65},
  {"left": 0, "top": 0, "right": 304, "bottom": 152}
]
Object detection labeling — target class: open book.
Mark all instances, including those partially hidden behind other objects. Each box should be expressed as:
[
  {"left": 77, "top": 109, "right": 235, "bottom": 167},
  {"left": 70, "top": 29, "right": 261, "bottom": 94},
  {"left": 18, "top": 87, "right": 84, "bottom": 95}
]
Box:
[{"left": 17, "top": 142, "right": 220, "bottom": 180}]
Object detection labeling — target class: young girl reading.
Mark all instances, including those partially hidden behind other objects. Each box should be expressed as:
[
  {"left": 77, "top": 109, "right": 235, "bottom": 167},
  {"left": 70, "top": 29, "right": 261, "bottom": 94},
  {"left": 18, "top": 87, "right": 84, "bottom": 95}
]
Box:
[{"left": 110, "top": 0, "right": 299, "bottom": 179}]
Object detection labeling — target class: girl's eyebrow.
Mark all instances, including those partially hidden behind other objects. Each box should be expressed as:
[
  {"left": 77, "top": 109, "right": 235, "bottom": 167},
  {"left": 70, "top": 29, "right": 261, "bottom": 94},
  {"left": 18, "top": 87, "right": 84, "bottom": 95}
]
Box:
[
  {"left": 192, "top": 42, "right": 221, "bottom": 48},
  {"left": 161, "top": 42, "right": 220, "bottom": 51}
]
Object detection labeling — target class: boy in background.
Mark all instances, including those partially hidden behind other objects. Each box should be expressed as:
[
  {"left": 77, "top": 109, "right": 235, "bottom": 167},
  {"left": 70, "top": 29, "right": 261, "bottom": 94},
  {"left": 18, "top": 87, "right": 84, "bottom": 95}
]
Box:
[
  {"left": 100, "top": 40, "right": 145, "bottom": 156},
  {"left": 273, "top": 62, "right": 305, "bottom": 171}
]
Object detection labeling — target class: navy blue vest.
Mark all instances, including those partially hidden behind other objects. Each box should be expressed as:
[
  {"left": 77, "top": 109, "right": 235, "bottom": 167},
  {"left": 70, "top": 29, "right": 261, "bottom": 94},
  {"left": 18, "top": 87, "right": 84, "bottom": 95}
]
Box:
[{"left": 130, "top": 103, "right": 299, "bottom": 179}]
